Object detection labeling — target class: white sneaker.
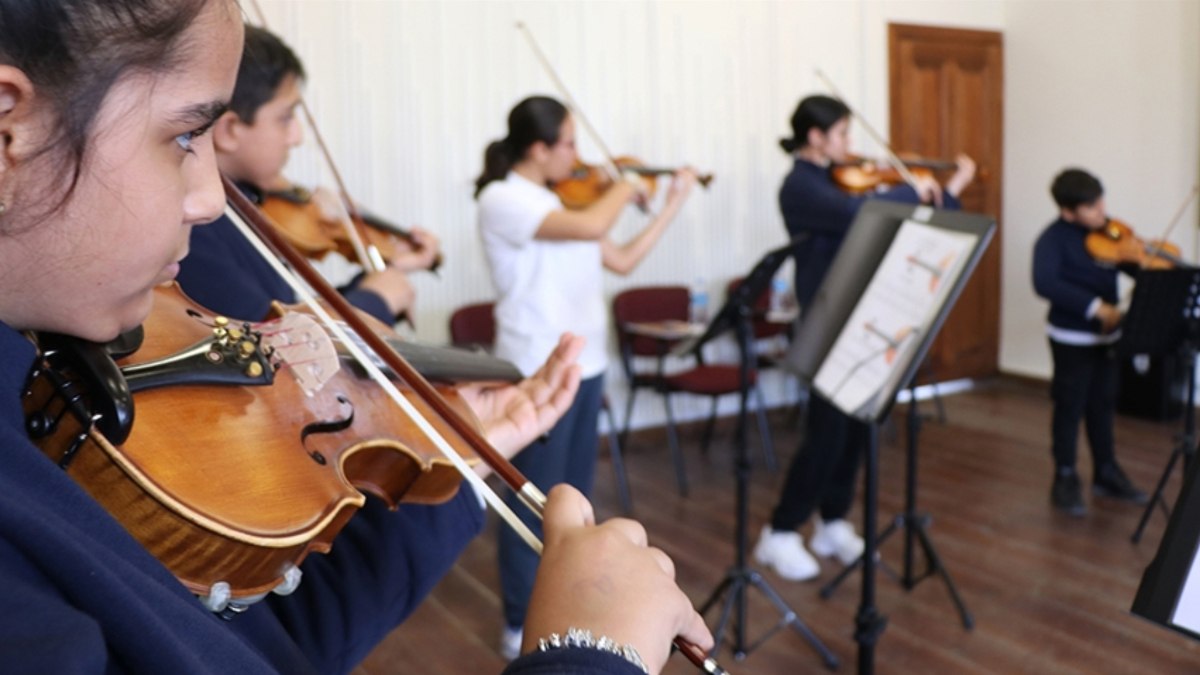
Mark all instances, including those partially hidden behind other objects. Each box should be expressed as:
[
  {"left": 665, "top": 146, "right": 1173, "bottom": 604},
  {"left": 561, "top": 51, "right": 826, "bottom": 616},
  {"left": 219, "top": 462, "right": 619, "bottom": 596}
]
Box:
[
  {"left": 809, "top": 518, "right": 864, "bottom": 565},
  {"left": 753, "top": 525, "right": 819, "bottom": 581},
  {"left": 499, "top": 625, "right": 523, "bottom": 660}
]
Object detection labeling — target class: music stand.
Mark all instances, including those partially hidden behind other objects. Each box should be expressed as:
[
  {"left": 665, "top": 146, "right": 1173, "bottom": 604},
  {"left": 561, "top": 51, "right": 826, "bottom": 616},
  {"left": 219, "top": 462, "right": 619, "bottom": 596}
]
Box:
[
  {"left": 784, "top": 201, "right": 995, "bottom": 674},
  {"left": 675, "top": 238, "right": 838, "bottom": 667},
  {"left": 1133, "top": 434, "right": 1200, "bottom": 642},
  {"left": 818, "top": 373, "right": 974, "bottom": 631},
  {"left": 1122, "top": 268, "right": 1200, "bottom": 544}
]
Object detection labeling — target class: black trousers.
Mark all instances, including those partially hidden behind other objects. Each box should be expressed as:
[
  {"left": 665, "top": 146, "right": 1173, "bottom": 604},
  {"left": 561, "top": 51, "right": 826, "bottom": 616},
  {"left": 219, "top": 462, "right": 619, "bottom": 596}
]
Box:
[
  {"left": 1049, "top": 339, "right": 1117, "bottom": 476},
  {"left": 770, "top": 394, "right": 864, "bottom": 531}
]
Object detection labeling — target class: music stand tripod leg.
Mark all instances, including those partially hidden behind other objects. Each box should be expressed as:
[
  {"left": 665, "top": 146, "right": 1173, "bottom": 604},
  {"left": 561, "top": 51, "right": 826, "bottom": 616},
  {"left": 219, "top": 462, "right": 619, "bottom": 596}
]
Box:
[
  {"left": 820, "top": 383, "right": 973, "bottom": 631},
  {"left": 700, "top": 305, "right": 838, "bottom": 668},
  {"left": 1132, "top": 346, "right": 1197, "bottom": 544}
]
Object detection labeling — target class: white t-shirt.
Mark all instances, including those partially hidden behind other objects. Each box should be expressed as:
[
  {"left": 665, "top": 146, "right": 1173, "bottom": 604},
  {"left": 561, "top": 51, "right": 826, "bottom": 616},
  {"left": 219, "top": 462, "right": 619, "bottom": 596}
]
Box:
[{"left": 477, "top": 172, "right": 607, "bottom": 378}]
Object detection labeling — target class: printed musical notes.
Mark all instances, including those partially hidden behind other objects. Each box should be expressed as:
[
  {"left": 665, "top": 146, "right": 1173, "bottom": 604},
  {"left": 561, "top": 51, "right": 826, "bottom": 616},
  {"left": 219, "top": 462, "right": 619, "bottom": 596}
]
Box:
[{"left": 813, "top": 219, "right": 977, "bottom": 417}]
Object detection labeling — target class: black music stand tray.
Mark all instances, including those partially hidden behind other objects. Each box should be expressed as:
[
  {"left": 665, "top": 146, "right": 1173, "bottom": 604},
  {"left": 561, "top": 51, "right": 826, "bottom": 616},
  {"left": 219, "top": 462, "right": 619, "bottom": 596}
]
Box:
[
  {"left": 678, "top": 239, "right": 838, "bottom": 668},
  {"left": 1123, "top": 268, "right": 1200, "bottom": 544},
  {"left": 783, "top": 201, "right": 994, "bottom": 674}
]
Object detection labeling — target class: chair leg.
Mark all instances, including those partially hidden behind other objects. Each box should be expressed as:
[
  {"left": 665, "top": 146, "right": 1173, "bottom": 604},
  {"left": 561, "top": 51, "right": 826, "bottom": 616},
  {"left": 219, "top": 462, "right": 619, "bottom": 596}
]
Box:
[
  {"left": 700, "top": 397, "right": 719, "bottom": 454},
  {"left": 602, "top": 402, "right": 633, "bottom": 514},
  {"left": 931, "top": 380, "right": 948, "bottom": 423},
  {"left": 620, "top": 388, "right": 639, "bottom": 450},
  {"left": 790, "top": 379, "right": 809, "bottom": 429},
  {"left": 662, "top": 394, "right": 689, "bottom": 497},
  {"left": 753, "top": 385, "right": 778, "bottom": 472}
]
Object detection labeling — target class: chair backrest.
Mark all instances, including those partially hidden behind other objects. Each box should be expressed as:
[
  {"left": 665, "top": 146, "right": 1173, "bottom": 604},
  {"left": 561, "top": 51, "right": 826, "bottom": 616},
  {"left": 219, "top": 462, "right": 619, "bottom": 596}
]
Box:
[
  {"left": 726, "top": 277, "right": 788, "bottom": 339},
  {"left": 612, "top": 286, "right": 690, "bottom": 376},
  {"left": 449, "top": 301, "right": 496, "bottom": 351}
]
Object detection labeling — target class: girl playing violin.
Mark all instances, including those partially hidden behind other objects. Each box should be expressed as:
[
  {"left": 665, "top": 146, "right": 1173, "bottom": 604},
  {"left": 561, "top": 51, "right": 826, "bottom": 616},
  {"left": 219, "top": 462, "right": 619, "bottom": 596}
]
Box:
[
  {"left": 0, "top": 2, "right": 710, "bottom": 673},
  {"left": 474, "top": 95, "right": 697, "bottom": 658},
  {"left": 1033, "top": 168, "right": 1147, "bottom": 516},
  {"left": 178, "top": 25, "right": 441, "bottom": 326},
  {"left": 754, "top": 94, "right": 977, "bottom": 582}
]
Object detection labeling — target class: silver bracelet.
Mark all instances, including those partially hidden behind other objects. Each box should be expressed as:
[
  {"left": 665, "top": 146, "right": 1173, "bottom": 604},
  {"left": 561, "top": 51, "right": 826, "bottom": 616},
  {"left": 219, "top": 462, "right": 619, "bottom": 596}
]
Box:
[{"left": 536, "top": 626, "right": 649, "bottom": 674}]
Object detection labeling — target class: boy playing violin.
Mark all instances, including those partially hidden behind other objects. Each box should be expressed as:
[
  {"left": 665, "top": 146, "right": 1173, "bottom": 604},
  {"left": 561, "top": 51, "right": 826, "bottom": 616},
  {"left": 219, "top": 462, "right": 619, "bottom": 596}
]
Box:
[
  {"left": 1033, "top": 168, "right": 1147, "bottom": 516},
  {"left": 178, "top": 24, "right": 440, "bottom": 325}
]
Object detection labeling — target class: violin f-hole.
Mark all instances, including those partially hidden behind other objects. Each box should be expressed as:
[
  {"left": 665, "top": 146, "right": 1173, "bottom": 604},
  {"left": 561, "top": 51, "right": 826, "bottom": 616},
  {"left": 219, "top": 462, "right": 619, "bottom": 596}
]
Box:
[{"left": 299, "top": 393, "right": 355, "bottom": 465}]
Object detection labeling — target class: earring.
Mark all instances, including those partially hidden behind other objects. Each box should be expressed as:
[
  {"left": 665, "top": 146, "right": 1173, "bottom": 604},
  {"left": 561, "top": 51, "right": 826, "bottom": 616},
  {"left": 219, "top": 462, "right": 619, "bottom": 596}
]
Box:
[{"left": 0, "top": 201, "right": 6, "bottom": 215}]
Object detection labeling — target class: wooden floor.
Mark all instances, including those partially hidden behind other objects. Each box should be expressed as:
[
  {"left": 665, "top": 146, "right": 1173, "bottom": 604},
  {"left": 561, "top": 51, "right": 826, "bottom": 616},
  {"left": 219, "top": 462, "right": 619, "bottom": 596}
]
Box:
[{"left": 357, "top": 377, "right": 1200, "bottom": 674}]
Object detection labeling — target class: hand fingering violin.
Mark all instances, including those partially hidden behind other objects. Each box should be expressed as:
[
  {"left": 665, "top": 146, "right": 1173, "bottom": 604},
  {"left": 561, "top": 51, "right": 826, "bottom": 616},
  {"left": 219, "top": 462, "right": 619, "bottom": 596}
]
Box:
[
  {"left": 554, "top": 156, "right": 714, "bottom": 210},
  {"left": 261, "top": 185, "right": 443, "bottom": 273},
  {"left": 1085, "top": 218, "right": 1186, "bottom": 269}
]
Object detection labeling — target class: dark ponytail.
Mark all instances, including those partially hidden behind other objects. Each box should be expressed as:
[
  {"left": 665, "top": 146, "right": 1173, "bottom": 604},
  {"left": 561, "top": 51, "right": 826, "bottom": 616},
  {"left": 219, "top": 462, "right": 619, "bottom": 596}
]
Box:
[
  {"left": 778, "top": 95, "right": 850, "bottom": 154},
  {"left": 474, "top": 95, "right": 569, "bottom": 198}
]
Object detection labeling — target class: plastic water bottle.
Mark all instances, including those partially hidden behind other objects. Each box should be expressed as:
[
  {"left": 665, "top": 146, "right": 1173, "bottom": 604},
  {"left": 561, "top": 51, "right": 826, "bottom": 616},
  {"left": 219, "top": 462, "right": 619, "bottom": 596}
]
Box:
[
  {"left": 769, "top": 274, "right": 788, "bottom": 317},
  {"left": 689, "top": 278, "right": 709, "bottom": 325}
]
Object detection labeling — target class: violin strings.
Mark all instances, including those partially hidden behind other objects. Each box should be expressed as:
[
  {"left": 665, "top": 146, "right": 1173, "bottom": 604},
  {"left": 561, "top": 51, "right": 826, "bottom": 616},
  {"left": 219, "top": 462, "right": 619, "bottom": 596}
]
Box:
[{"left": 222, "top": 206, "right": 545, "bottom": 553}]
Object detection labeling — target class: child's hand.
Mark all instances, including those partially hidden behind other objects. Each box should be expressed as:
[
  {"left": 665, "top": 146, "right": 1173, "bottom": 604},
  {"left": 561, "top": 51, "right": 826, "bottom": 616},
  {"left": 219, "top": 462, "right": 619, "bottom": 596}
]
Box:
[{"left": 1096, "top": 302, "right": 1121, "bottom": 333}]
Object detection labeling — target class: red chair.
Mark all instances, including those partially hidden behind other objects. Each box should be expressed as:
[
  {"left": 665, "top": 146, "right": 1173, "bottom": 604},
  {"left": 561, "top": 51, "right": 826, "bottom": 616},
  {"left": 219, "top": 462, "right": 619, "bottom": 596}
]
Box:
[
  {"left": 448, "top": 301, "right": 496, "bottom": 352},
  {"left": 448, "top": 301, "right": 633, "bottom": 513},
  {"left": 612, "top": 286, "right": 775, "bottom": 497}
]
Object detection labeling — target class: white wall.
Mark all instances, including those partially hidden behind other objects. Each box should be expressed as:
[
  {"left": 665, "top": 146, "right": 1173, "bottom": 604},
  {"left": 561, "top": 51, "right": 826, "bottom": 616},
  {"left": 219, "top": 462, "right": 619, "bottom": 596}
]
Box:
[
  {"left": 249, "top": 0, "right": 1197, "bottom": 427},
  {"left": 1001, "top": 0, "right": 1200, "bottom": 378}
]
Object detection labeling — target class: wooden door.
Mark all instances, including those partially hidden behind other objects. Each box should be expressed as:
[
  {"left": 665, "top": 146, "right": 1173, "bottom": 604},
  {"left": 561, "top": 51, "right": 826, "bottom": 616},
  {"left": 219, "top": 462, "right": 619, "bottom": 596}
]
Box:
[{"left": 889, "top": 23, "right": 1003, "bottom": 382}]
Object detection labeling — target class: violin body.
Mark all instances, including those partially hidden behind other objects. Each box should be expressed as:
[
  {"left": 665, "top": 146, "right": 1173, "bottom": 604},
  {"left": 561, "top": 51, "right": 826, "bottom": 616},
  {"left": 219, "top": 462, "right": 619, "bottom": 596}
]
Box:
[
  {"left": 1085, "top": 218, "right": 1184, "bottom": 269},
  {"left": 24, "top": 284, "right": 482, "bottom": 601}
]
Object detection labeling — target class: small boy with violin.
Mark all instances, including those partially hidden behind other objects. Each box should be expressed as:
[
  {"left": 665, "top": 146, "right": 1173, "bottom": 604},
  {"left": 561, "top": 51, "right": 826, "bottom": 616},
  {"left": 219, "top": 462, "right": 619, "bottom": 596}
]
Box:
[
  {"left": 1032, "top": 168, "right": 1148, "bottom": 516},
  {"left": 177, "top": 24, "right": 439, "bottom": 325}
]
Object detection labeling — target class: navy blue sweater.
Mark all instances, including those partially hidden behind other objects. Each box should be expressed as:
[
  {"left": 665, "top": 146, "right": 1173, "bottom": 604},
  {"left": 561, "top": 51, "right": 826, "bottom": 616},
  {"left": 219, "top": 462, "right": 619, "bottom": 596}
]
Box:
[
  {"left": 1032, "top": 217, "right": 1121, "bottom": 334},
  {"left": 177, "top": 188, "right": 393, "bottom": 325},
  {"left": 779, "top": 158, "right": 960, "bottom": 308}
]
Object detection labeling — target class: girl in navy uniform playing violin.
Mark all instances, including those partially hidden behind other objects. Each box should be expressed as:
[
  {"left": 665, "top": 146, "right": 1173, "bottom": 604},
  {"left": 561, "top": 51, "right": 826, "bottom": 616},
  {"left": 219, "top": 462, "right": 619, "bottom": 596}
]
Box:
[{"left": 755, "top": 94, "right": 975, "bottom": 582}]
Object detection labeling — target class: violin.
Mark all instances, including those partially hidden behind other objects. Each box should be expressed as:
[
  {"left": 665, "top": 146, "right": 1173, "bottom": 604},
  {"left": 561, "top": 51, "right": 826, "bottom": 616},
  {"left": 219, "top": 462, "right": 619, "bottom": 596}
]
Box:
[
  {"left": 23, "top": 282, "right": 526, "bottom": 601},
  {"left": 261, "top": 184, "right": 443, "bottom": 273},
  {"left": 554, "top": 156, "right": 713, "bottom": 210},
  {"left": 831, "top": 154, "right": 958, "bottom": 194},
  {"left": 1085, "top": 218, "right": 1186, "bottom": 269}
]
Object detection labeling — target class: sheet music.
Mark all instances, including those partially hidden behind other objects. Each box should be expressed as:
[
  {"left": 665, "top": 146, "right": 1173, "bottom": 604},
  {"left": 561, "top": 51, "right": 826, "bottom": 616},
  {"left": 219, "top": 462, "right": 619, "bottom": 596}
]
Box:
[
  {"left": 813, "top": 219, "right": 978, "bottom": 418},
  {"left": 1171, "top": 544, "right": 1200, "bottom": 634}
]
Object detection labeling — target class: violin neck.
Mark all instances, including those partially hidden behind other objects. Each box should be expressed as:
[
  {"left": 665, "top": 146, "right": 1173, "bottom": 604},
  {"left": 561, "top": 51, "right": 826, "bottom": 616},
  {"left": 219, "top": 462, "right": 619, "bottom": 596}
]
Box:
[
  {"left": 1143, "top": 242, "right": 1189, "bottom": 268},
  {"left": 357, "top": 209, "right": 412, "bottom": 241},
  {"left": 625, "top": 166, "right": 714, "bottom": 188},
  {"left": 338, "top": 327, "right": 522, "bottom": 384},
  {"left": 264, "top": 186, "right": 312, "bottom": 205},
  {"left": 903, "top": 158, "right": 957, "bottom": 171}
]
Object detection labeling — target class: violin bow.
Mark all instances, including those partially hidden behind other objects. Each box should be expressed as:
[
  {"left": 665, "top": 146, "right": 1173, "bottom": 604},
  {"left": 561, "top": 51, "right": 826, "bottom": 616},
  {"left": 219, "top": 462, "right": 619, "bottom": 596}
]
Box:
[
  {"left": 246, "top": 0, "right": 386, "bottom": 273},
  {"left": 515, "top": 22, "right": 626, "bottom": 184},
  {"left": 221, "top": 181, "right": 726, "bottom": 674},
  {"left": 1147, "top": 184, "right": 1200, "bottom": 262},
  {"left": 814, "top": 69, "right": 924, "bottom": 192}
]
